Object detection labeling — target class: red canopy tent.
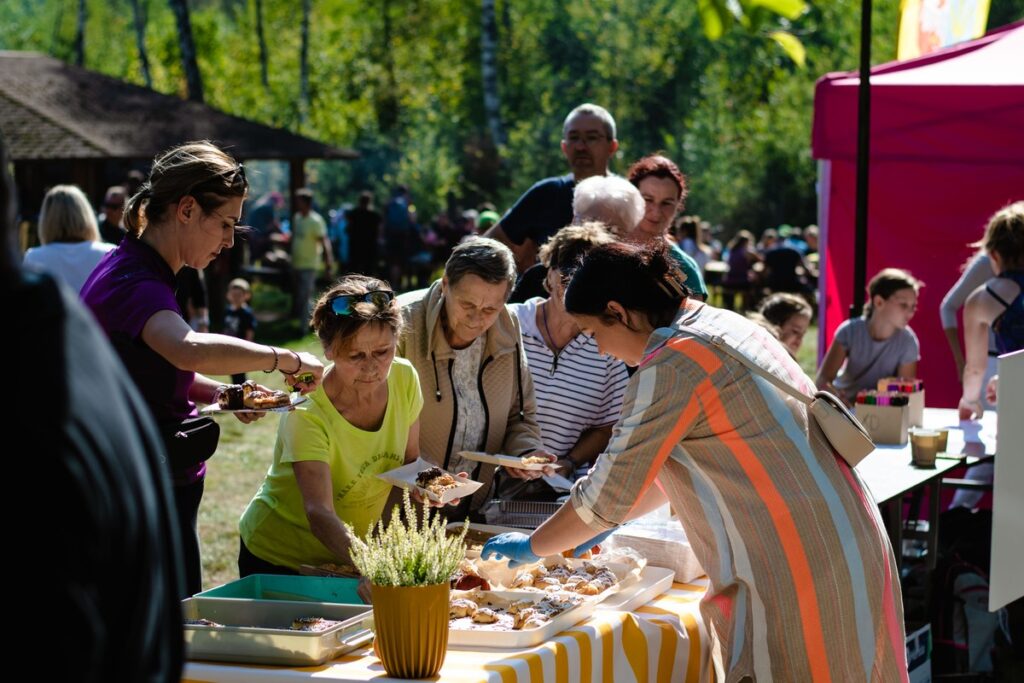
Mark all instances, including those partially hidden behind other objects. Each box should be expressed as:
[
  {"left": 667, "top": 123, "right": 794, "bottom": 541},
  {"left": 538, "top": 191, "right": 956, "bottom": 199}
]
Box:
[{"left": 811, "top": 20, "right": 1024, "bottom": 408}]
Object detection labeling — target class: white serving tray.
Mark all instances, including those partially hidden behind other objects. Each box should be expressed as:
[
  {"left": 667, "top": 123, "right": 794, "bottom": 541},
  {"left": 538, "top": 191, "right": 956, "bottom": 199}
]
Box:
[
  {"left": 448, "top": 590, "right": 596, "bottom": 648},
  {"left": 596, "top": 565, "right": 675, "bottom": 612},
  {"left": 376, "top": 458, "right": 483, "bottom": 505}
]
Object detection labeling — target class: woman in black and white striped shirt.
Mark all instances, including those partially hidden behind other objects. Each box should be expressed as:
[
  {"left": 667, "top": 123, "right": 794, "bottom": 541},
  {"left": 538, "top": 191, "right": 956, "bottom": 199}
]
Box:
[{"left": 504, "top": 222, "right": 630, "bottom": 499}]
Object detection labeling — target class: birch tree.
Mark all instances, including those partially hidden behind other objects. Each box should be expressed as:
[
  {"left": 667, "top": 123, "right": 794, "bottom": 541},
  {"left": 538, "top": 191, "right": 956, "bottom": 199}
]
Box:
[
  {"left": 254, "top": 0, "right": 269, "bottom": 90},
  {"left": 167, "top": 0, "right": 204, "bottom": 102},
  {"left": 74, "top": 0, "right": 86, "bottom": 66},
  {"left": 481, "top": 0, "right": 504, "bottom": 146},
  {"left": 299, "top": 0, "right": 311, "bottom": 124},
  {"left": 130, "top": 0, "right": 153, "bottom": 88},
  {"left": 377, "top": 0, "right": 398, "bottom": 133}
]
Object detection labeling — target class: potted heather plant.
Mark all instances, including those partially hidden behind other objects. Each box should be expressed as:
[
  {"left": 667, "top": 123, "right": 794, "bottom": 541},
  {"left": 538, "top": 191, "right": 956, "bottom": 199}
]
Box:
[{"left": 345, "top": 489, "right": 468, "bottom": 679}]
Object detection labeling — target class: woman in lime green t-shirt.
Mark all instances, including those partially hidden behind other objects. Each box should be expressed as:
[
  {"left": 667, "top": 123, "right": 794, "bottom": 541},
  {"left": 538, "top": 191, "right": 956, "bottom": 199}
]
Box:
[{"left": 238, "top": 275, "right": 424, "bottom": 575}]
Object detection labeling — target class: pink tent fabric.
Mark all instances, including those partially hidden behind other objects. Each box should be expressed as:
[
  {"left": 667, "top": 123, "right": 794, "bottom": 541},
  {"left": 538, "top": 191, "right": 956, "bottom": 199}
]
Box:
[{"left": 811, "top": 21, "right": 1024, "bottom": 408}]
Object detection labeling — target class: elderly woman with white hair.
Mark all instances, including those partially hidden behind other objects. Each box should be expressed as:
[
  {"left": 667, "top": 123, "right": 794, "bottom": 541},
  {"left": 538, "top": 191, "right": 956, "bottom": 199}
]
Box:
[
  {"left": 511, "top": 173, "right": 708, "bottom": 303},
  {"left": 574, "top": 173, "right": 707, "bottom": 299},
  {"left": 571, "top": 175, "right": 644, "bottom": 236},
  {"left": 23, "top": 184, "right": 115, "bottom": 292}
]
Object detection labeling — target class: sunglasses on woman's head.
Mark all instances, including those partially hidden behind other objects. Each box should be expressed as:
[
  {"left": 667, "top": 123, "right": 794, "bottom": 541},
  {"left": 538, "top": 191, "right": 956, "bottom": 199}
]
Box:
[
  {"left": 182, "top": 163, "right": 247, "bottom": 197},
  {"left": 329, "top": 290, "right": 395, "bottom": 316},
  {"left": 229, "top": 163, "right": 246, "bottom": 186}
]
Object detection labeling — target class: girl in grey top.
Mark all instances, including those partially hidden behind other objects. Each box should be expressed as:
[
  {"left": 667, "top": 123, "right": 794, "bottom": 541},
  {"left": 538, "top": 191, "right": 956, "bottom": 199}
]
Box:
[{"left": 817, "top": 268, "right": 922, "bottom": 404}]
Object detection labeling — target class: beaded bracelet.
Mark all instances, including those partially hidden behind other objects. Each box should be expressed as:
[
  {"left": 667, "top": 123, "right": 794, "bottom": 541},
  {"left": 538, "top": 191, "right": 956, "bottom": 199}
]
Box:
[
  {"left": 285, "top": 350, "right": 302, "bottom": 375},
  {"left": 264, "top": 346, "right": 279, "bottom": 374}
]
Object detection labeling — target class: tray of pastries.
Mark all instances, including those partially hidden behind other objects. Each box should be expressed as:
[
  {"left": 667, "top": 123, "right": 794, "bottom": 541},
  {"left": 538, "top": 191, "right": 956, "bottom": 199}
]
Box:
[{"left": 448, "top": 588, "right": 592, "bottom": 648}]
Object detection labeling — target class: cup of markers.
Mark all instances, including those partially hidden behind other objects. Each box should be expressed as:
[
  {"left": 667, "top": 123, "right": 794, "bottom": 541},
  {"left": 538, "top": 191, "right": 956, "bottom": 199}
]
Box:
[
  {"left": 876, "top": 378, "right": 925, "bottom": 394},
  {"left": 855, "top": 390, "right": 910, "bottom": 407}
]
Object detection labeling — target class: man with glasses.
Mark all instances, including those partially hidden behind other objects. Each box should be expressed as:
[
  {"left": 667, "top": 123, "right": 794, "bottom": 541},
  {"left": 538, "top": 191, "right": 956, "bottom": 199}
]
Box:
[
  {"left": 484, "top": 103, "right": 619, "bottom": 274},
  {"left": 98, "top": 185, "right": 127, "bottom": 245}
]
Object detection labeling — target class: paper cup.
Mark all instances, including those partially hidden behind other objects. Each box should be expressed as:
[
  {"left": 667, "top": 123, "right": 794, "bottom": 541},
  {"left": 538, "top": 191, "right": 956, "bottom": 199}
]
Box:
[
  {"left": 934, "top": 429, "right": 949, "bottom": 453},
  {"left": 910, "top": 430, "right": 939, "bottom": 468}
]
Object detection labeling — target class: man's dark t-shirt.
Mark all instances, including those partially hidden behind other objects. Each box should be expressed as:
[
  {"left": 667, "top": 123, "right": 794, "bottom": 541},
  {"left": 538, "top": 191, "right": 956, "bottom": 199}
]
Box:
[
  {"left": 346, "top": 207, "right": 382, "bottom": 265},
  {"left": 763, "top": 246, "right": 806, "bottom": 293},
  {"left": 500, "top": 174, "right": 575, "bottom": 247},
  {"left": 509, "top": 263, "right": 548, "bottom": 304},
  {"left": 99, "top": 217, "right": 125, "bottom": 245}
]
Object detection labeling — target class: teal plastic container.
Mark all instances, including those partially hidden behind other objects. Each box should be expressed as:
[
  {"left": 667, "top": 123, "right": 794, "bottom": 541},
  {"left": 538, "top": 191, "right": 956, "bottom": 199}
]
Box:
[{"left": 197, "top": 574, "right": 361, "bottom": 604}]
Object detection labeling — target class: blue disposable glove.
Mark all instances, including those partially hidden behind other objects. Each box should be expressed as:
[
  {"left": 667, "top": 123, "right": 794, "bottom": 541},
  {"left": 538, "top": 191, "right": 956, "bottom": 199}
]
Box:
[
  {"left": 572, "top": 528, "right": 616, "bottom": 557},
  {"left": 480, "top": 532, "right": 540, "bottom": 568}
]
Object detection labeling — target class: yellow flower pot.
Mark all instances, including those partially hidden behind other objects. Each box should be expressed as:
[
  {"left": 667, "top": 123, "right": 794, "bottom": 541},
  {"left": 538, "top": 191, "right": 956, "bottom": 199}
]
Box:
[{"left": 370, "top": 582, "right": 450, "bottom": 678}]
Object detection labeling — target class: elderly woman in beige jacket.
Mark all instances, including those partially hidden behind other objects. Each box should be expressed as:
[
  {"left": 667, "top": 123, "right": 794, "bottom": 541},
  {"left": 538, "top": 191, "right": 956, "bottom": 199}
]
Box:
[{"left": 397, "top": 237, "right": 556, "bottom": 517}]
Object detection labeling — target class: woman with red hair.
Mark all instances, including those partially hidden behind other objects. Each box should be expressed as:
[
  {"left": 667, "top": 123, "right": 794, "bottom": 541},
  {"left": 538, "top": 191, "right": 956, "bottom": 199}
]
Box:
[{"left": 627, "top": 154, "right": 707, "bottom": 299}]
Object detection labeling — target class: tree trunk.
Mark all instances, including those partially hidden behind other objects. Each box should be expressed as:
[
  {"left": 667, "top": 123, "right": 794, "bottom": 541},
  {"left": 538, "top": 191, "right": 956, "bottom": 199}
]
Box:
[
  {"left": 74, "top": 0, "right": 86, "bottom": 66},
  {"left": 51, "top": 2, "right": 64, "bottom": 57},
  {"left": 377, "top": 0, "right": 398, "bottom": 133},
  {"left": 167, "top": 0, "right": 204, "bottom": 102},
  {"left": 299, "top": 0, "right": 311, "bottom": 124},
  {"left": 254, "top": 0, "right": 269, "bottom": 90},
  {"left": 500, "top": 0, "right": 511, "bottom": 36},
  {"left": 480, "top": 0, "right": 504, "bottom": 146},
  {"left": 130, "top": 0, "right": 154, "bottom": 88}
]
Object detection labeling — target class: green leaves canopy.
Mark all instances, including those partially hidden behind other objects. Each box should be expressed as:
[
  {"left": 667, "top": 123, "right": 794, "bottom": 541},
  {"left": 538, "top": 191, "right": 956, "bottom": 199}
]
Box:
[{"left": 0, "top": 0, "right": 922, "bottom": 234}]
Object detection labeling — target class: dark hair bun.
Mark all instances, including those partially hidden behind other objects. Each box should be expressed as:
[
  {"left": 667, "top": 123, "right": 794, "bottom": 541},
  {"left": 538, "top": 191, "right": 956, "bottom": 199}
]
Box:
[{"left": 564, "top": 239, "right": 689, "bottom": 327}]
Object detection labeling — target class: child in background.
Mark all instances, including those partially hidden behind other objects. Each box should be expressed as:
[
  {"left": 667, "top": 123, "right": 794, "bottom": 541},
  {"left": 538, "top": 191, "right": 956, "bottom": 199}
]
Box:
[
  {"left": 816, "top": 268, "right": 922, "bottom": 404},
  {"left": 224, "top": 278, "right": 257, "bottom": 384},
  {"left": 758, "top": 292, "right": 812, "bottom": 358}
]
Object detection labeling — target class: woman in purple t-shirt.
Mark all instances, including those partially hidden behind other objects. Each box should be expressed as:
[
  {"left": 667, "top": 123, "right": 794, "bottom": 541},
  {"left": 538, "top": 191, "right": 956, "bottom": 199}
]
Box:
[{"left": 82, "top": 141, "right": 325, "bottom": 596}]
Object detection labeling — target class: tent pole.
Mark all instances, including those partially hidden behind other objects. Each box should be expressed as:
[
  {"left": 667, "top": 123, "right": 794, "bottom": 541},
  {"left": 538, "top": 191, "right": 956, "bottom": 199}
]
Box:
[{"left": 851, "top": 0, "right": 872, "bottom": 319}]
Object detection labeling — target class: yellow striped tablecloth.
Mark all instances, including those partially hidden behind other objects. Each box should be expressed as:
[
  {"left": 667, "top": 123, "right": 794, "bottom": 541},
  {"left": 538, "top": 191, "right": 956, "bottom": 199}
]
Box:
[{"left": 184, "top": 579, "right": 710, "bottom": 683}]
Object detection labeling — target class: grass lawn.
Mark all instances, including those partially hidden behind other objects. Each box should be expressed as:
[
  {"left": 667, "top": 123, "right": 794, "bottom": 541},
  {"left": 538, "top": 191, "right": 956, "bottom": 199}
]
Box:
[
  {"left": 197, "top": 287, "right": 821, "bottom": 591},
  {"left": 199, "top": 332, "right": 323, "bottom": 589}
]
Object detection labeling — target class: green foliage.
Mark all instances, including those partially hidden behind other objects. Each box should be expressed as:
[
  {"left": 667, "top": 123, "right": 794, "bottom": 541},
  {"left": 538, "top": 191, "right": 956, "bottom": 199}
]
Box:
[
  {"left": 698, "top": 0, "right": 733, "bottom": 40},
  {"left": 750, "top": 0, "right": 807, "bottom": 21},
  {"left": 697, "top": 0, "right": 808, "bottom": 66},
  {"left": 2, "top": 0, "right": 1020, "bottom": 237},
  {"left": 769, "top": 30, "right": 806, "bottom": 67}
]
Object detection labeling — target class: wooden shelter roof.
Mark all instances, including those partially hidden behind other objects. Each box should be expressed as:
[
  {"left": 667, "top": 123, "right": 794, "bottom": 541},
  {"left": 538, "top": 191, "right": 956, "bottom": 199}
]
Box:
[{"left": 0, "top": 51, "right": 356, "bottom": 162}]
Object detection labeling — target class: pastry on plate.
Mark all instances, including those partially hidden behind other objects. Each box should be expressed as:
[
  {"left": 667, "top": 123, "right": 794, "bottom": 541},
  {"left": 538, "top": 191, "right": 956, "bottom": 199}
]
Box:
[{"left": 415, "top": 466, "right": 459, "bottom": 498}]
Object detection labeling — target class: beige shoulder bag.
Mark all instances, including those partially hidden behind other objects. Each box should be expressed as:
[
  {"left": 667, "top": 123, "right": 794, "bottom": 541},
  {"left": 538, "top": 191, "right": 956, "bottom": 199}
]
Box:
[{"left": 679, "top": 326, "right": 875, "bottom": 467}]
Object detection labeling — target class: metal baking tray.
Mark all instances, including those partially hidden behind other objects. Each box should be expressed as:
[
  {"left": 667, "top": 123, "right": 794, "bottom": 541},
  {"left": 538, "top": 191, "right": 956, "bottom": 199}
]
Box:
[
  {"left": 183, "top": 597, "right": 373, "bottom": 666},
  {"left": 195, "top": 574, "right": 361, "bottom": 604},
  {"left": 483, "top": 499, "right": 562, "bottom": 529}
]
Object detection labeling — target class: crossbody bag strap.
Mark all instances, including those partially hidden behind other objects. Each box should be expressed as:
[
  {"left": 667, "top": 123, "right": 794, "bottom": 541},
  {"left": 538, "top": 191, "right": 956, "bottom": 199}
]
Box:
[{"left": 677, "top": 324, "right": 814, "bottom": 407}]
